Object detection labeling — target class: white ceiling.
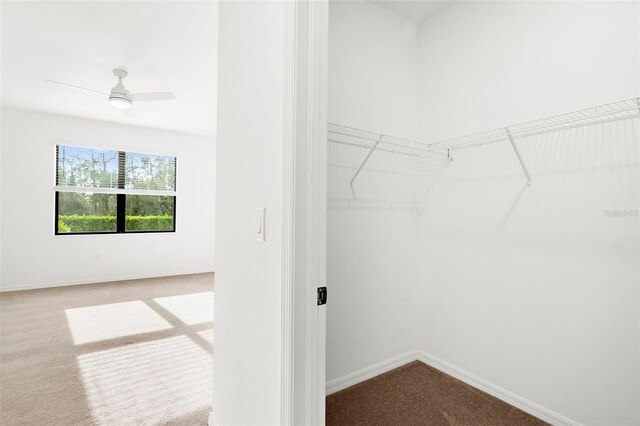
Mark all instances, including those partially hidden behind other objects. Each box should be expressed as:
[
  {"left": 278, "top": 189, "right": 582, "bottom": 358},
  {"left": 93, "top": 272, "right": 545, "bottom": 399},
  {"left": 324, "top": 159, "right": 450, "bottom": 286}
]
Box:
[
  {"left": 1, "top": 1, "right": 218, "bottom": 137},
  {"left": 372, "top": 1, "right": 455, "bottom": 24}
]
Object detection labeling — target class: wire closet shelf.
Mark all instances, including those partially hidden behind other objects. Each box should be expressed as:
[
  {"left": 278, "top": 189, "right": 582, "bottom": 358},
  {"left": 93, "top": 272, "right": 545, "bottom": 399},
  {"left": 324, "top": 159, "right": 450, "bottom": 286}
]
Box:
[{"left": 328, "top": 97, "right": 640, "bottom": 188}]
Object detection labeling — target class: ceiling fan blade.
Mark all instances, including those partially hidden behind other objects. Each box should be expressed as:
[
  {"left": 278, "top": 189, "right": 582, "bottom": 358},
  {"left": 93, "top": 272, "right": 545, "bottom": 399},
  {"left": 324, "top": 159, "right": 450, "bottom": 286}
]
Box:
[
  {"left": 122, "top": 108, "right": 136, "bottom": 118},
  {"left": 44, "top": 79, "right": 108, "bottom": 96},
  {"left": 130, "top": 92, "right": 175, "bottom": 102}
]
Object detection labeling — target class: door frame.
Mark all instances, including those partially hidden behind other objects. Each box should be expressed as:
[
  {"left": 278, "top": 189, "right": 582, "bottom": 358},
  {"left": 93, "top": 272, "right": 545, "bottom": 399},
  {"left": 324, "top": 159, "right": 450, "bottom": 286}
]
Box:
[{"left": 281, "top": 1, "right": 328, "bottom": 424}]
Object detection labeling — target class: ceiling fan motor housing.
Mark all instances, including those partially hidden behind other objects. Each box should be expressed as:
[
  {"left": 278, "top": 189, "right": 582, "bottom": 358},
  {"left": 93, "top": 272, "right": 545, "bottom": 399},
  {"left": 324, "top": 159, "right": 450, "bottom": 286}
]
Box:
[{"left": 109, "top": 68, "right": 132, "bottom": 108}]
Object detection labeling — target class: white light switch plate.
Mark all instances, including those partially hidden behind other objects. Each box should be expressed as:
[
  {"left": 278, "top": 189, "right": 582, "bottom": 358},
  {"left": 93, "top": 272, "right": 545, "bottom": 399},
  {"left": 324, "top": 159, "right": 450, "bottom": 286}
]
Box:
[{"left": 256, "top": 208, "right": 266, "bottom": 242}]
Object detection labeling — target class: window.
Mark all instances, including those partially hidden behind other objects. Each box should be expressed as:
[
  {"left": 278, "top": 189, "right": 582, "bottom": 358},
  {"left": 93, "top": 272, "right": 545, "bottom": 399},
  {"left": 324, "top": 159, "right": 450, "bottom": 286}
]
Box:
[{"left": 55, "top": 145, "right": 176, "bottom": 234}]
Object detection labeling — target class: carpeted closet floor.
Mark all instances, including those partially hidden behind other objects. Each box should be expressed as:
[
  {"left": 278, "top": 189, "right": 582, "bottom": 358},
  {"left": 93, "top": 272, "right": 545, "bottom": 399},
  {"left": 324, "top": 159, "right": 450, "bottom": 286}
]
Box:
[
  {"left": 326, "top": 361, "right": 548, "bottom": 426},
  {"left": 0, "top": 273, "right": 214, "bottom": 426}
]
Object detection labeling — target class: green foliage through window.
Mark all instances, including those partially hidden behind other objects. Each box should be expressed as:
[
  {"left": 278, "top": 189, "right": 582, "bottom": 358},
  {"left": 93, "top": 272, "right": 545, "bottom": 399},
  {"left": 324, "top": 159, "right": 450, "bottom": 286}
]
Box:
[
  {"left": 57, "top": 215, "right": 174, "bottom": 233},
  {"left": 57, "top": 215, "right": 117, "bottom": 233}
]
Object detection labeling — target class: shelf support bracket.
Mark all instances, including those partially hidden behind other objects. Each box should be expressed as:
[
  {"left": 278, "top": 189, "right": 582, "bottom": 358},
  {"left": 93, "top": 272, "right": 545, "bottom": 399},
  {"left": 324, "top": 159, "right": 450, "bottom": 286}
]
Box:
[
  {"left": 505, "top": 127, "right": 532, "bottom": 186},
  {"left": 350, "top": 134, "right": 383, "bottom": 188}
]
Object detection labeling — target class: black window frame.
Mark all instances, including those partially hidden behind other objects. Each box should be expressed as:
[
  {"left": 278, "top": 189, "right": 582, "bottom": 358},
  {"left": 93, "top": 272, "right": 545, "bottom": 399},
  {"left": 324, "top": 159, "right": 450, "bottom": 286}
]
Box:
[{"left": 55, "top": 148, "right": 177, "bottom": 236}]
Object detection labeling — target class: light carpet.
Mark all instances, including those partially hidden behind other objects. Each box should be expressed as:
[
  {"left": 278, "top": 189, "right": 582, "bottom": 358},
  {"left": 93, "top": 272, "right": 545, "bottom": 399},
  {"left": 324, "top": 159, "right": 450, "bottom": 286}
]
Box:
[{"left": 0, "top": 273, "right": 214, "bottom": 426}]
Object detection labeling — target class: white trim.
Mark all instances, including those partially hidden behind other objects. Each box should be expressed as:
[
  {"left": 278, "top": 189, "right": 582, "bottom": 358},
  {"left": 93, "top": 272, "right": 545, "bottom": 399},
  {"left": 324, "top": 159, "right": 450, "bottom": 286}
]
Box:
[
  {"left": 306, "top": 2, "right": 328, "bottom": 425},
  {"left": 0, "top": 269, "right": 214, "bottom": 292},
  {"left": 325, "top": 351, "right": 582, "bottom": 426},
  {"left": 284, "top": 1, "right": 328, "bottom": 424},
  {"left": 326, "top": 351, "right": 418, "bottom": 395},
  {"left": 54, "top": 186, "right": 177, "bottom": 197},
  {"left": 280, "top": 0, "right": 298, "bottom": 424},
  {"left": 51, "top": 138, "right": 183, "bottom": 158},
  {"left": 415, "top": 351, "right": 581, "bottom": 426},
  {"left": 208, "top": 411, "right": 217, "bottom": 426},
  {"left": 50, "top": 230, "right": 179, "bottom": 239}
]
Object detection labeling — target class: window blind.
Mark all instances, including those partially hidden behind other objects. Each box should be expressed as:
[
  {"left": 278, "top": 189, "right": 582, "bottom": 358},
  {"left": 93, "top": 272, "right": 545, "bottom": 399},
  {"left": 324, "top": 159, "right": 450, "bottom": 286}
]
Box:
[
  {"left": 56, "top": 145, "right": 119, "bottom": 189},
  {"left": 55, "top": 145, "right": 177, "bottom": 196}
]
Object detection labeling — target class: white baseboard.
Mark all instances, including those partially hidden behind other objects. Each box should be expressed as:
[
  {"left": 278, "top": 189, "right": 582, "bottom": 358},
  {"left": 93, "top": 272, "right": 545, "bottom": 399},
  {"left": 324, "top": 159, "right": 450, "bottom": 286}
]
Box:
[
  {"left": 415, "top": 351, "right": 581, "bottom": 426},
  {"left": 0, "top": 269, "right": 215, "bottom": 292},
  {"left": 326, "top": 350, "right": 581, "bottom": 426},
  {"left": 326, "top": 351, "right": 418, "bottom": 395},
  {"left": 208, "top": 410, "right": 217, "bottom": 426}
]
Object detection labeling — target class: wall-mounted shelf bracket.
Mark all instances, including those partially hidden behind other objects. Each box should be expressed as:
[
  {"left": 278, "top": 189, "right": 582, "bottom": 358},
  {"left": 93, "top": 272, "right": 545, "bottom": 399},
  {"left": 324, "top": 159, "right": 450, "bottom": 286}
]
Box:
[
  {"left": 349, "top": 134, "right": 383, "bottom": 188},
  {"left": 447, "top": 149, "right": 453, "bottom": 161},
  {"left": 505, "top": 127, "right": 532, "bottom": 186}
]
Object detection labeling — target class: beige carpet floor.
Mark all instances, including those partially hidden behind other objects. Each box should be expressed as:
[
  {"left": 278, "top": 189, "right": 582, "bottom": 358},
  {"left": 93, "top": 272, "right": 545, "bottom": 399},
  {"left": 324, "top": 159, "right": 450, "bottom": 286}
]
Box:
[{"left": 0, "top": 273, "right": 214, "bottom": 426}]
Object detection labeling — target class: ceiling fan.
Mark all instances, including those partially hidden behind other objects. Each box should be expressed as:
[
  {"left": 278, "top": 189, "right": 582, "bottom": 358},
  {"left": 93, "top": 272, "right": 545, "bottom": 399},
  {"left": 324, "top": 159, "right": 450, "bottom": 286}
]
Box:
[{"left": 45, "top": 68, "right": 175, "bottom": 115}]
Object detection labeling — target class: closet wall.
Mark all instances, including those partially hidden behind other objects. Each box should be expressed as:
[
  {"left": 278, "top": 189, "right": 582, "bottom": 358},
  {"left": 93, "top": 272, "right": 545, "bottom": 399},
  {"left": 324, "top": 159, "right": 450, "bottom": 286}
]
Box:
[
  {"left": 414, "top": 2, "right": 639, "bottom": 425},
  {"left": 328, "top": 1, "right": 639, "bottom": 424},
  {"left": 327, "top": 0, "right": 422, "bottom": 384}
]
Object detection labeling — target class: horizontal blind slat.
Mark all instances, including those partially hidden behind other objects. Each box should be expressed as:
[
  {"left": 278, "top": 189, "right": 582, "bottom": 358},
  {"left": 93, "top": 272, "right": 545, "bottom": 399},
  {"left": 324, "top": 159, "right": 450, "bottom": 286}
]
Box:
[{"left": 54, "top": 186, "right": 177, "bottom": 197}]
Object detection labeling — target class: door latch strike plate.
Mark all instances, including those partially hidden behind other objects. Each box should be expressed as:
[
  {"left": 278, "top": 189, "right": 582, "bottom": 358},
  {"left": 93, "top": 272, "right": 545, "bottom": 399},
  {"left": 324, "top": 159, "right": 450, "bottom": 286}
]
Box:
[{"left": 317, "top": 287, "right": 327, "bottom": 306}]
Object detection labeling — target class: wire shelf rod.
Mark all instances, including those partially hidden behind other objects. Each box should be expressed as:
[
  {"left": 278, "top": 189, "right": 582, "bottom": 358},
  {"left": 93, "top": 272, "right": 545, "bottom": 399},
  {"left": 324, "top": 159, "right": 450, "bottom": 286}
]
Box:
[
  {"left": 328, "top": 139, "right": 422, "bottom": 157},
  {"left": 328, "top": 125, "right": 445, "bottom": 155},
  {"left": 430, "top": 101, "right": 639, "bottom": 151},
  {"left": 504, "top": 97, "right": 638, "bottom": 132},
  {"left": 452, "top": 113, "right": 638, "bottom": 151},
  {"left": 329, "top": 129, "right": 438, "bottom": 154},
  {"left": 327, "top": 97, "right": 638, "bottom": 188}
]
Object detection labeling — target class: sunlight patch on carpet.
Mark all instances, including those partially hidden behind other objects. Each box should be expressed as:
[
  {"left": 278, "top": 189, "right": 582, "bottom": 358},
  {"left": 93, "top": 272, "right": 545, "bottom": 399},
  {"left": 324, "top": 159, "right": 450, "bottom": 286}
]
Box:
[
  {"left": 153, "top": 291, "right": 214, "bottom": 325},
  {"left": 65, "top": 301, "right": 173, "bottom": 344},
  {"left": 77, "top": 335, "right": 213, "bottom": 425}
]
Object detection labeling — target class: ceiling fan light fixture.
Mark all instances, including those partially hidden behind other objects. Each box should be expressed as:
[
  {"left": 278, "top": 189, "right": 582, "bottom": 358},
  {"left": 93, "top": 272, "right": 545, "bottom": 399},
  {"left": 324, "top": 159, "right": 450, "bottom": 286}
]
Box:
[{"left": 108, "top": 96, "right": 132, "bottom": 109}]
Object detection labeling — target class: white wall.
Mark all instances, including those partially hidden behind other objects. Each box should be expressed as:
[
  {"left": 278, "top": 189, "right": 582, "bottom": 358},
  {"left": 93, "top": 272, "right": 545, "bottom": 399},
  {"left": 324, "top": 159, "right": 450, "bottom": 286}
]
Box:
[
  {"left": 327, "top": 0, "right": 422, "bottom": 383},
  {"left": 415, "top": 2, "right": 639, "bottom": 425},
  {"left": 327, "top": 1, "right": 639, "bottom": 424},
  {"left": 328, "top": 0, "right": 421, "bottom": 139},
  {"left": 418, "top": 0, "right": 639, "bottom": 141},
  {"left": 0, "top": 107, "right": 216, "bottom": 291},
  {"left": 213, "top": 1, "right": 286, "bottom": 424}
]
